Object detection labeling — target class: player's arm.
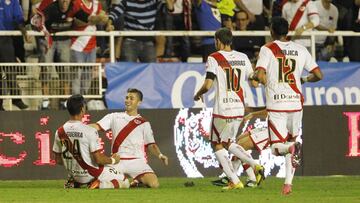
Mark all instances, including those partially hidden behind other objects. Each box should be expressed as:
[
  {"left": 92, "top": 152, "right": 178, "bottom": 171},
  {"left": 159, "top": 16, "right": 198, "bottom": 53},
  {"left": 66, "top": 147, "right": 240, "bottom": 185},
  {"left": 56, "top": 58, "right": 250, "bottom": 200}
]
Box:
[
  {"left": 301, "top": 68, "right": 323, "bottom": 84},
  {"left": 243, "top": 109, "right": 268, "bottom": 122},
  {"left": 54, "top": 152, "right": 63, "bottom": 165},
  {"left": 194, "top": 72, "right": 215, "bottom": 101},
  {"left": 92, "top": 151, "right": 120, "bottom": 165},
  {"left": 88, "top": 123, "right": 103, "bottom": 131},
  {"left": 147, "top": 144, "right": 168, "bottom": 166},
  {"left": 254, "top": 68, "right": 266, "bottom": 85}
]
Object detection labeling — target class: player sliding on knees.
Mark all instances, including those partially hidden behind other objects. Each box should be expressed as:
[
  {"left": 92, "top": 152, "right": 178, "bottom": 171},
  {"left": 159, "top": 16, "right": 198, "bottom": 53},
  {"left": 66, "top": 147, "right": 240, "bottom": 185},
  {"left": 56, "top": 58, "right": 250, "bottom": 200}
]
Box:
[
  {"left": 194, "top": 27, "right": 265, "bottom": 190},
  {"left": 212, "top": 109, "right": 269, "bottom": 188},
  {"left": 53, "top": 94, "right": 130, "bottom": 189},
  {"left": 254, "top": 17, "right": 323, "bottom": 195},
  {"left": 90, "top": 88, "right": 168, "bottom": 188}
]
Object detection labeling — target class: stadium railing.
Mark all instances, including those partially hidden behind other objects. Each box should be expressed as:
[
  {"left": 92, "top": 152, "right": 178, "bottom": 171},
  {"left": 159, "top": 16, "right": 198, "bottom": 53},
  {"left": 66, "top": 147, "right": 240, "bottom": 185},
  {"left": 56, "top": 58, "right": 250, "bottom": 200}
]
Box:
[{"left": 0, "top": 30, "right": 359, "bottom": 109}]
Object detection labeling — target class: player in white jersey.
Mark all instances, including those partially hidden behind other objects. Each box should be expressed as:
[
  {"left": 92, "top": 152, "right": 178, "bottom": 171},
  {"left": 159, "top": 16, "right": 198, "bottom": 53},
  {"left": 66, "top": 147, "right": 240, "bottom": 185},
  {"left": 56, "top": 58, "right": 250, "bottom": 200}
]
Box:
[
  {"left": 53, "top": 94, "right": 130, "bottom": 189},
  {"left": 282, "top": 0, "right": 319, "bottom": 47},
  {"left": 194, "top": 27, "right": 265, "bottom": 190},
  {"left": 255, "top": 17, "right": 323, "bottom": 195},
  {"left": 90, "top": 88, "right": 169, "bottom": 188}
]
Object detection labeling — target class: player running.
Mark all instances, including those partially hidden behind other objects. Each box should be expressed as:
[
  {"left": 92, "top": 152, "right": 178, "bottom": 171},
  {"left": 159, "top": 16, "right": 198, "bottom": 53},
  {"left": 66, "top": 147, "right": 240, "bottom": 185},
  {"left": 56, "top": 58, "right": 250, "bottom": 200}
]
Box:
[
  {"left": 254, "top": 16, "right": 323, "bottom": 195},
  {"left": 53, "top": 94, "right": 130, "bottom": 189},
  {"left": 90, "top": 88, "right": 169, "bottom": 188},
  {"left": 194, "top": 27, "right": 265, "bottom": 190}
]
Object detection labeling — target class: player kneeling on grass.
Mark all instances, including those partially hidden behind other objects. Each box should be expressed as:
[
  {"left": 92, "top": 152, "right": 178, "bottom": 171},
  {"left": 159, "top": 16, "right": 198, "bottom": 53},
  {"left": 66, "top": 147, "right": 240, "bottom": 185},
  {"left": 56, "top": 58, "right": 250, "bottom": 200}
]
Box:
[
  {"left": 212, "top": 110, "right": 269, "bottom": 188},
  {"left": 53, "top": 94, "right": 130, "bottom": 189},
  {"left": 90, "top": 88, "right": 169, "bottom": 188}
]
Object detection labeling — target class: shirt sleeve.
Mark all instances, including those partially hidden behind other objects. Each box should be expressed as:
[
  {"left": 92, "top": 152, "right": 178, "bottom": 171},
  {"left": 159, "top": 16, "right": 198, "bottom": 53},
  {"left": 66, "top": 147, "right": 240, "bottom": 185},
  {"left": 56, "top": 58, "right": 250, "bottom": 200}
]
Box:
[
  {"left": 332, "top": 6, "right": 338, "bottom": 29},
  {"left": 97, "top": 113, "right": 113, "bottom": 131},
  {"left": 109, "top": 0, "right": 125, "bottom": 21},
  {"left": 89, "top": 129, "right": 102, "bottom": 153},
  {"left": 307, "top": 1, "right": 320, "bottom": 27},
  {"left": 52, "top": 130, "right": 62, "bottom": 153},
  {"left": 206, "top": 56, "right": 218, "bottom": 75},
  {"left": 13, "top": 0, "right": 25, "bottom": 24},
  {"left": 255, "top": 46, "right": 270, "bottom": 72},
  {"left": 304, "top": 48, "right": 319, "bottom": 72},
  {"left": 144, "top": 122, "right": 155, "bottom": 146}
]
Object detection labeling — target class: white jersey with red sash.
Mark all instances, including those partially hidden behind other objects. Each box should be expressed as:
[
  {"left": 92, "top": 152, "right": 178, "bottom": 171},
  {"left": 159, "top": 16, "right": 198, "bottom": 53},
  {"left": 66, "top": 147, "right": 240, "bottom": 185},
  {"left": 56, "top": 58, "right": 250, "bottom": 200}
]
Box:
[
  {"left": 255, "top": 40, "right": 319, "bottom": 112},
  {"left": 206, "top": 50, "right": 253, "bottom": 118},
  {"left": 53, "top": 121, "right": 104, "bottom": 183},
  {"left": 97, "top": 112, "right": 155, "bottom": 160},
  {"left": 282, "top": 0, "right": 319, "bottom": 31}
]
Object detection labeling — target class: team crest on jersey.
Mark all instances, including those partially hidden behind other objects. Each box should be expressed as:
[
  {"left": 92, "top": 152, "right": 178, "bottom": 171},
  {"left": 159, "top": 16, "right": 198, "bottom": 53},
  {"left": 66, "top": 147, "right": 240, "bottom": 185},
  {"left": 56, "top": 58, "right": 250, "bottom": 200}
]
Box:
[
  {"left": 300, "top": 6, "right": 306, "bottom": 11},
  {"left": 134, "top": 119, "right": 142, "bottom": 124}
]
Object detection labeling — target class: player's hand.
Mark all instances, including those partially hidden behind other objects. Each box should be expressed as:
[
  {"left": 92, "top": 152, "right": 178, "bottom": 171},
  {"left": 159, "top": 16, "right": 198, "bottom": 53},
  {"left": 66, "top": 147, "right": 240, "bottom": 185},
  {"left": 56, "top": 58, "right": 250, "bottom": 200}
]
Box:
[
  {"left": 111, "top": 153, "right": 121, "bottom": 164},
  {"left": 159, "top": 154, "right": 168, "bottom": 166},
  {"left": 328, "top": 28, "right": 335, "bottom": 33},
  {"left": 300, "top": 76, "right": 308, "bottom": 84},
  {"left": 295, "top": 27, "right": 305, "bottom": 36}
]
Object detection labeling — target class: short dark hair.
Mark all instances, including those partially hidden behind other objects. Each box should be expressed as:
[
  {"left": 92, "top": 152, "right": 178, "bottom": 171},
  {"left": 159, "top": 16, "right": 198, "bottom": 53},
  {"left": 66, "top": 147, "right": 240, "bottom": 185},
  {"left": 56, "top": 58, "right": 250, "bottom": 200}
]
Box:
[
  {"left": 270, "top": 16, "right": 289, "bottom": 37},
  {"left": 66, "top": 94, "right": 85, "bottom": 116},
  {"left": 215, "top": 27, "right": 233, "bottom": 46},
  {"left": 127, "top": 88, "right": 143, "bottom": 101}
]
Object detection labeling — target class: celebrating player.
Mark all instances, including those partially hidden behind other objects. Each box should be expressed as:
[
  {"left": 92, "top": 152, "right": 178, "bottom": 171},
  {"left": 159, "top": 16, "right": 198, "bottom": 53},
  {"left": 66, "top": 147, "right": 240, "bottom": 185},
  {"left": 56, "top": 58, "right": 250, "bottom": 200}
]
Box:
[
  {"left": 90, "top": 88, "right": 168, "bottom": 188},
  {"left": 53, "top": 94, "right": 130, "bottom": 189},
  {"left": 194, "top": 27, "right": 265, "bottom": 190},
  {"left": 254, "top": 17, "right": 323, "bottom": 195}
]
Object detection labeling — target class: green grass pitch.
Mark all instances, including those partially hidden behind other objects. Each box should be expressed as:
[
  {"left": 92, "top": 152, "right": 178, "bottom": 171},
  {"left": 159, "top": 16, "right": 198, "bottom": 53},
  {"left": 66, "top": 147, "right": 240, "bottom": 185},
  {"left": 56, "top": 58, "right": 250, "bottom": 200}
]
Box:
[{"left": 0, "top": 176, "right": 359, "bottom": 203}]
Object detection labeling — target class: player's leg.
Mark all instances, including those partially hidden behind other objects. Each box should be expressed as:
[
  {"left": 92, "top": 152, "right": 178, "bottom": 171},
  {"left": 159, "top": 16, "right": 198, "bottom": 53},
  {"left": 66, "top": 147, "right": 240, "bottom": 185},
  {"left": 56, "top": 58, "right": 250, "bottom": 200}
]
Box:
[
  {"left": 89, "top": 166, "right": 130, "bottom": 189},
  {"left": 212, "top": 117, "right": 242, "bottom": 189},
  {"left": 226, "top": 119, "right": 264, "bottom": 183},
  {"left": 121, "top": 159, "right": 159, "bottom": 188},
  {"left": 236, "top": 131, "right": 255, "bottom": 151},
  {"left": 137, "top": 173, "right": 159, "bottom": 188}
]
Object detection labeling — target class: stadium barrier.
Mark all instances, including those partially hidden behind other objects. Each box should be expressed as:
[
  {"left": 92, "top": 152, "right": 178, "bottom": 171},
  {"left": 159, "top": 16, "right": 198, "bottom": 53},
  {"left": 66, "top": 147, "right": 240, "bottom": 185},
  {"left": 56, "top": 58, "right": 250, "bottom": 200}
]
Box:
[{"left": 0, "top": 106, "right": 359, "bottom": 180}]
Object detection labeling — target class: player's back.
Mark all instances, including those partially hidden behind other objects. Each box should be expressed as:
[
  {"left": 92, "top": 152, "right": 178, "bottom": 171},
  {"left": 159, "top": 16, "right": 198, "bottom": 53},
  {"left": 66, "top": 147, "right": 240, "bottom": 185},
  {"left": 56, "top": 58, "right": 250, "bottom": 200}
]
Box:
[
  {"left": 56, "top": 121, "right": 102, "bottom": 183},
  {"left": 207, "top": 50, "right": 253, "bottom": 117},
  {"left": 256, "top": 40, "right": 318, "bottom": 111}
]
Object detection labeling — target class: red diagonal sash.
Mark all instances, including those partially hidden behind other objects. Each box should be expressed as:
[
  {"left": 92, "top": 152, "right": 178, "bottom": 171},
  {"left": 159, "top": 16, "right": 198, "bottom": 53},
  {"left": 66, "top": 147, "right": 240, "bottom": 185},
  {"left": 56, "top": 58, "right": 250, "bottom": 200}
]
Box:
[
  {"left": 57, "top": 126, "right": 104, "bottom": 178},
  {"left": 289, "top": 0, "right": 310, "bottom": 31},
  {"left": 266, "top": 42, "right": 304, "bottom": 106},
  {"left": 112, "top": 117, "right": 147, "bottom": 154},
  {"left": 210, "top": 52, "right": 245, "bottom": 105}
]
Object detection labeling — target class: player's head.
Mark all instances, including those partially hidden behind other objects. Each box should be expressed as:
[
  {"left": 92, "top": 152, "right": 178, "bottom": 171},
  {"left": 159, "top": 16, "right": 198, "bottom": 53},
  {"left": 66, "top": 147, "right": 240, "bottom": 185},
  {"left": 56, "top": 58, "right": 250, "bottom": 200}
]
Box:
[
  {"left": 66, "top": 94, "right": 86, "bottom": 117},
  {"left": 58, "top": 0, "right": 71, "bottom": 12},
  {"left": 270, "top": 16, "right": 289, "bottom": 40},
  {"left": 214, "top": 27, "right": 233, "bottom": 50},
  {"left": 125, "top": 88, "right": 143, "bottom": 112}
]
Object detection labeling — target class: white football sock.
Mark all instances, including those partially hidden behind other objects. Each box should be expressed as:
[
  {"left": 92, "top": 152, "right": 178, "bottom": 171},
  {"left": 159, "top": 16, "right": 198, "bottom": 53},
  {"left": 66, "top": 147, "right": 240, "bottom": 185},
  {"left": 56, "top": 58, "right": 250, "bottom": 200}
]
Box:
[
  {"left": 284, "top": 153, "right": 295, "bottom": 185},
  {"left": 231, "top": 158, "right": 241, "bottom": 173},
  {"left": 215, "top": 148, "right": 240, "bottom": 184},
  {"left": 228, "top": 143, "right": 257, "bottom": 168},
  {"left": 243, "top": 163, "right": 256, "bottom": 182},
  {"left": 271, "top": 142, "right": 293, "bottom": 156}
]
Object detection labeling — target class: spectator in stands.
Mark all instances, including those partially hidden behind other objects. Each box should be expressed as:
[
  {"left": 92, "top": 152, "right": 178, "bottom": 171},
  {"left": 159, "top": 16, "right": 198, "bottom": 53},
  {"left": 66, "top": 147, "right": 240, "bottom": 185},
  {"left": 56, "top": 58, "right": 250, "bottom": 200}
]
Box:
[
  {"left": 314, "top": 0, "right": 338, "bottom": 61},
  {"left": 0, "top": 0, "right": 30, "bottom": 111},
  {"left": 347, "top": 0, "right": 360, "bottom": 61},
  {"left": 234, "top": 0, "right": 265, "bottom": 30},
  {"left": 282, "top": 0, "right": 320, "bottom": 47},
  {"left": 217, "top": 0, "right": 236, "bottom": 30},
  {"left": 32, "top": 0, "right": 73, "bottom": 109},
  {"left": 193, "top": 0, "right": 221, "bottom": 62},
  {"left": 166, "top": 0, "right": 191, "bottom": 62},
  {"left": 68, "top": 0, "right": 108, "bottom": 94},
  {"left": 107, "top": 0, "right": 174, "bottom": 62},
  {"left": 232, "top": 10, "right": 264, "bottom": 65}
]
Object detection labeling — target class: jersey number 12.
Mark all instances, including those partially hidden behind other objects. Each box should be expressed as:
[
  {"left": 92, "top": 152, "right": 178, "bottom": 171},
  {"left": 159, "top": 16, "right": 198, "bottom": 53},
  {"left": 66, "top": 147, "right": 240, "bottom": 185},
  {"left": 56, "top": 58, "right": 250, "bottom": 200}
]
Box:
[{"left": 277, "top": 57, "right": 296, "bottom": 84}]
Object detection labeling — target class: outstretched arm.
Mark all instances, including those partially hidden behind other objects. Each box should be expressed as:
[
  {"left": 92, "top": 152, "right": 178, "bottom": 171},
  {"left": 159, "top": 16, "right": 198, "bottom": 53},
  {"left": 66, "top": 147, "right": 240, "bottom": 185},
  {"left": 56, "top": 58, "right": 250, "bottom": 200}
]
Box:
[
  {"left": 301, "top": 68, "right": 323, "bottom": 84},
  {"left": 147, "top": 144, "right": 168, "bottom": 166}
]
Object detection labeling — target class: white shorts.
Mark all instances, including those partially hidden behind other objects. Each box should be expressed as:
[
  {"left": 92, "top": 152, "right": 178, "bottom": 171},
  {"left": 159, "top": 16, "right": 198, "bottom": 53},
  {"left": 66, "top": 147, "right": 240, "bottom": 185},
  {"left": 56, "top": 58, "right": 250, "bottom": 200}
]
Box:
[
  {"left": 249, "top": 128, "right": 270, "bottom": 151},
  {"left": 210, "top": 117, "right": 242, "bottom": 144},
  {"left": 268, "top": 111, "right": 303, "bottom": 144},
  {"left": 114, "top": 159, "right": 154, "bottom": 180},
  {"left": 73, "top": 166, "right": 125, "bottom": 184}
]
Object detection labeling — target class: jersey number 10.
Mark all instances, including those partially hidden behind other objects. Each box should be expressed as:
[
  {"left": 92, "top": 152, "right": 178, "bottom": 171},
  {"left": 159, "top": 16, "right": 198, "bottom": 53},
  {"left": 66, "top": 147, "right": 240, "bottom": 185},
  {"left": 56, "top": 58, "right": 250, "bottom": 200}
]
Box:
[
  {"left": 225, "top": 68, "right": 242, "bottom": 92},
  {"left": 277, "top": 57, "right": 296, "bottom": 84}
]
